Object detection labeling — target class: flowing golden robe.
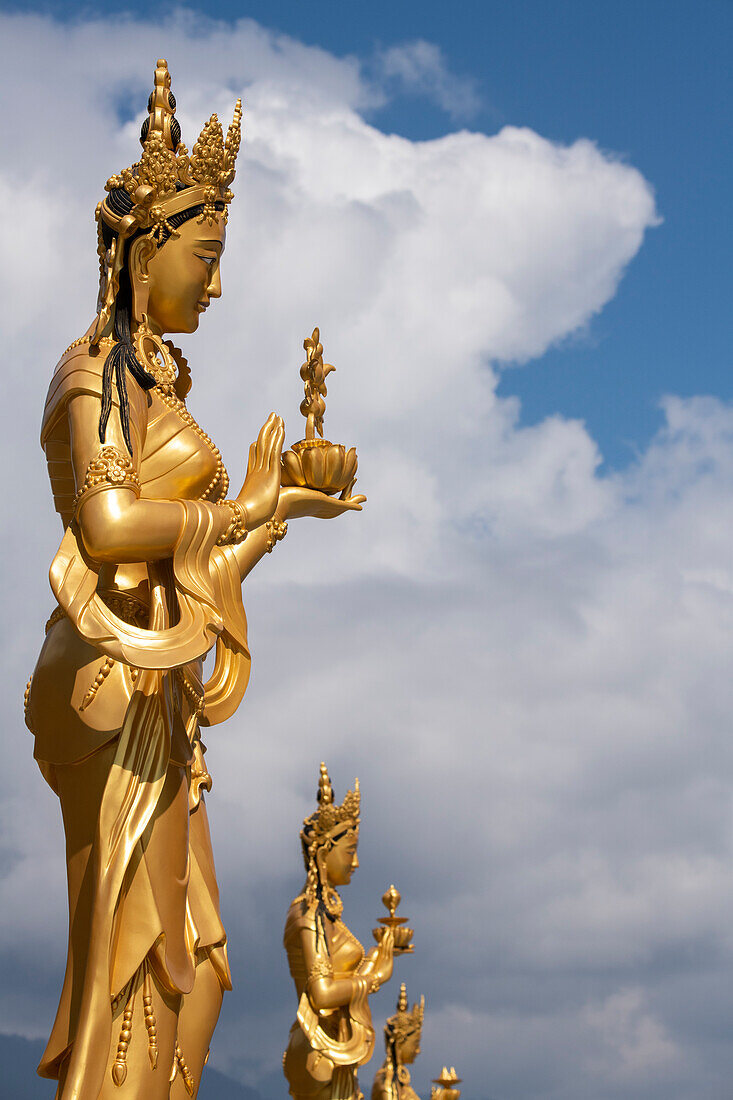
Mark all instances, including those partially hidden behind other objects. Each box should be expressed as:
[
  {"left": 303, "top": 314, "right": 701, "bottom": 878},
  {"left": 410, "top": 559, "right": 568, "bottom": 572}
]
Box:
[
  {"left": 26, "top": 338, "right": 251, "bottom": 1098},
  {"left": 283, "top": 896, "right": 375, "bottom": 1100}
]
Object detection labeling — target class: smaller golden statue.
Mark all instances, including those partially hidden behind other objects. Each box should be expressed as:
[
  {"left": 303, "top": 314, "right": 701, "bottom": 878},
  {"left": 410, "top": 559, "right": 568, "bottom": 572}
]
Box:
[
  {"left": 371, "top": 983, "right": 425, "bottom": 1100},
  {"left": 281, "top": 328, "right": 358, "bottom": 495},
  {"left": 431, "top": 1068, "right": 462, "bottom": 1100},
  {"left": 283, "top": 764, "right": 398, "bottom": 1100},
  {"left": 373, "top": 885, "right": 415, "bottom": 955}
]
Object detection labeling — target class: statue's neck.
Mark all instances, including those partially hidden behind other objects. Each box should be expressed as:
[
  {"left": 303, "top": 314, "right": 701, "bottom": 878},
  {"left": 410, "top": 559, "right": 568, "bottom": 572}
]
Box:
[{"left": 388, "top": 1052, "right": 410, "bottom": 1080}]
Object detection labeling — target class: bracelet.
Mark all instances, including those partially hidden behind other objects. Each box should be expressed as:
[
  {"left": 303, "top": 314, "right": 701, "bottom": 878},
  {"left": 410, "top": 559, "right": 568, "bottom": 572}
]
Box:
[
  {"left": 367, "top": 973, "right": 382, "bottom": 995},
  {"left": 265, "top": 519, "right": 288, "bottom": 553},
  {"left": 216, "top": 500, "right": 248, "bottom": 546}
]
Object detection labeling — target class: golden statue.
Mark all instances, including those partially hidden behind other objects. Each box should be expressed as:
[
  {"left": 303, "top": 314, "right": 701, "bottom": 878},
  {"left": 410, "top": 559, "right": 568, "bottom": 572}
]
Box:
[
  {"left": 283, "top": 764, "right": 398, "bottom": 1100},
  {"left": 371, "top": 984, "right": 425, "bottom": 1100},
  {"left": 24, "top": 59, "right": 364, "bottom": 1100},
  {"left": 430, "top": 1069, "right": 462, "bottom": 1100}
]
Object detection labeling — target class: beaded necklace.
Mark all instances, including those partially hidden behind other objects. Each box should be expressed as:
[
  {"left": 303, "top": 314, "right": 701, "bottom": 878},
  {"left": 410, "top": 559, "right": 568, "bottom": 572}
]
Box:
[
  {"left": 133, "top": 328, "right": 230, "bottom": 504},
  {"left": 59, "top": 329, "right": 230, "bottom": 503},
  {"left": 153, "top": 385, "right": 229, "bottom": 502},
  {"left": 334, "top": 918, "right": 365, "bottom": 965}
]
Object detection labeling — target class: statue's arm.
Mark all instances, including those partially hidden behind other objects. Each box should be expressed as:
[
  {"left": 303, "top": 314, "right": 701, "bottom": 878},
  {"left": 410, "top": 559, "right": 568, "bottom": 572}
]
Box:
[
  {"left": 298, "top": 925, "right": 360, "bottom": 1011},
  {"left": 67, "top": 394, "right": 230, "bottom": 562},
  {"left": 228, "top": 485, "right": 367, "bottom": 583}
]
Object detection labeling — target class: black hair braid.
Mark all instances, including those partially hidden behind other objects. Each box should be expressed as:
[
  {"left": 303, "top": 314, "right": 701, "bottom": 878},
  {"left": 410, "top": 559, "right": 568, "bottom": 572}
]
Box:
[
  {"left": 97, "top": 190, "right": 224, "bottom": 453},
  {"left": 98, "top": 264, "right": 156, "bottom": 452}
]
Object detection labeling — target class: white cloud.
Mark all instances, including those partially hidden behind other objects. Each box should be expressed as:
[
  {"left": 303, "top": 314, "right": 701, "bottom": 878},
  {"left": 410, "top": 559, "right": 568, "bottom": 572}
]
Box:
[
  {"left": 376, "top": 39, "right": 481, "bottom": 119},
  {"left": 2, "top": 11, "right": 731, "bottom": 1100}
]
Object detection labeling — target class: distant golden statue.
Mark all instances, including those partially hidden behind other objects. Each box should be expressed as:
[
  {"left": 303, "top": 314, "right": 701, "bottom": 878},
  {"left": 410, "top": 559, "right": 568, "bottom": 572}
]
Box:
[
  {"left": 371, "top": 984, "right": 425, "bottom": 1100},
  {"left": 283, "top": 764, "right": 398, "bottom": 1100},
  {"left": 24, "top": 60, "right": 364, "bottom": 1100}
]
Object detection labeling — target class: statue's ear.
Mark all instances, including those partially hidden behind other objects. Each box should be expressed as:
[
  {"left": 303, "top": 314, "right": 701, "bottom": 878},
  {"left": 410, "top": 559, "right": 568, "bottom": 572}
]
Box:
[{"left": 128, "top": 236, "right": 157, "bottom": 323}]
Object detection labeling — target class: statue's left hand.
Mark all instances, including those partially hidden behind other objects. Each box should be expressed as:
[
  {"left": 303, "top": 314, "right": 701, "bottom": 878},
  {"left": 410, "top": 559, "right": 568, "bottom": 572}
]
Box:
[
  {"left": 278, "top": 485, "right": 366, "bottom": 520},
  {"left": 237, "top": 413, "right": 286, "bottom": 528}
]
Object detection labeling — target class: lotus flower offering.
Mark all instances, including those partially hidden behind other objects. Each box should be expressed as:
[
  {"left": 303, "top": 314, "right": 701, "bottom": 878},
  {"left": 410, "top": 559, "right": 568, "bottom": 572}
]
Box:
[
  {"left": 431, "top": 1068, "right": 462, "bottom": 1100},
  {"left": 373, "top": 884, "right": 415, "bottom": 955},
  {"left": 280, "top": 327, "right": 358, "bottom": 496}
]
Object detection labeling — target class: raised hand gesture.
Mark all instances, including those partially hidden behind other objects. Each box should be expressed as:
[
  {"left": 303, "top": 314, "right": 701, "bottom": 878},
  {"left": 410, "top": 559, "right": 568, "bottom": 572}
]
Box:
[{"left": 237, "top": 413, "right": 285, "bottom": 529}]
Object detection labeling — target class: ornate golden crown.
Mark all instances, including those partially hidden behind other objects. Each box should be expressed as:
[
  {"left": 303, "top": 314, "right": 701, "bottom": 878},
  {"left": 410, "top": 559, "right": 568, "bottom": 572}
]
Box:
[
  {"left": 91, "top": 59, "right": 242, "bottom": 345},
  {"left": 100, "top": 58, "right": 241, "bottom": 236},
  {"left": 301, "top": 762, "right": 360, "bottom": 846},
  {"left": 386, "top": 983, "right": 425, "bottom": 1043}
]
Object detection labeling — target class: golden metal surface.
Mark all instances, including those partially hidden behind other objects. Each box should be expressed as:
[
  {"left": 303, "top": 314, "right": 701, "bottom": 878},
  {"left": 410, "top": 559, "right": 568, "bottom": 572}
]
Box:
[
  {"left": 430, "top": 1068, "right": 462, "bottom": 1100},
  {"left": 373, "top": 885, "right": 415, "bottom": 955},
  {"left": 26, "top": 59, "right": 365, "bottom": 1099},
  {"left": 283, "top": 765, "right": 400, "bottom": 1100},
  {"left": 280, "top": 328, "right": 359, "bottom": 495},
  {"left": 371, "top": 984, "right": 425, "bottom": 1100}
]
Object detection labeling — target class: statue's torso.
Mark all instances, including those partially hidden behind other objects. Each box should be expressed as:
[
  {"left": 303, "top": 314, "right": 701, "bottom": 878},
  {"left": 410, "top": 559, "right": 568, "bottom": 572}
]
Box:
[
  {"left": 284, "top": 895, "right": 365, "bottom": 1000},
  {"left": 30, "top": 337, "right": 222, "bottom": 766}
]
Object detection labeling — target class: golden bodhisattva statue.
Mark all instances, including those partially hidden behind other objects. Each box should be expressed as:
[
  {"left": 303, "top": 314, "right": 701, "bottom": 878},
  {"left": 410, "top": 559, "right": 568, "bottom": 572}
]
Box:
[
  {"left": 283, "top": 765, "right": 398, "bottom": 1100},
  {"left": 371, "top": 984, "right": 425, "bottom": 1100},
  {"left": 24, "top": 59, "right": 364, "bottom": 1100}
]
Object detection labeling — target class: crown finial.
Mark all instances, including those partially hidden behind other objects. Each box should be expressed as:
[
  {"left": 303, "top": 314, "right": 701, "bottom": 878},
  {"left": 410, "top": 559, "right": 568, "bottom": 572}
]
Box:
[
  {"left": 318, "top": 762, "right": 334, "bottom": 806},
  {"left": 141, "top": 58, "right": 179, "bottom": 152},
  {"left": 397, "top": 983, "right": 408, "bottom": 1013}
]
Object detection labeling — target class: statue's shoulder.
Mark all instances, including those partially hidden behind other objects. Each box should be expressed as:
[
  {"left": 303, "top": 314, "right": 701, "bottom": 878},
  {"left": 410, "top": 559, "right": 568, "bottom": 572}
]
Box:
[
  {"left": 42, "top": 331, "right": 147, "bottom": 447},
  {"left": 52, "top": 332, "right": 110, "bottom": 385},
  {"left": 284, "top": 894, "right": 317, "bottom": 938},
  {"left": 42, "top": 334, "right": 109, "bottom": 445}
]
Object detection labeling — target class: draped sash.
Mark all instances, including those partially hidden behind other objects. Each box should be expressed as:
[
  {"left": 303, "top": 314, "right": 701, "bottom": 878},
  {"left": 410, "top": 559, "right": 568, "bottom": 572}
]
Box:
[{"left": 49, "top": 500, "right": 250, "bottom": 1100}]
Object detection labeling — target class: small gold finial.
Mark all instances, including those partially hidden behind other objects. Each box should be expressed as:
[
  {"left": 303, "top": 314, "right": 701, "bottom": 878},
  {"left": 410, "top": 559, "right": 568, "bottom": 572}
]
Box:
[
  {"left": 382, "top": 884, "right": 401, "bottom": 918},
  {"left": 396, "top": 982, "right": 408, "bottom": 1013},
  {"left": 317, "top": 762, "right": 334, "bottom": 806},
  {"left": 142, "top": 58, "right": 178, "bottom": 152}
]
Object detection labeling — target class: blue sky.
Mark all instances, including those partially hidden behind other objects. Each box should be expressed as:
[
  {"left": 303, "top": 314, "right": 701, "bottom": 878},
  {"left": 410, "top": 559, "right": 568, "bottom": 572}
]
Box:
[{"left": 4, "top": 0, "right": 731, "bottom": 467}]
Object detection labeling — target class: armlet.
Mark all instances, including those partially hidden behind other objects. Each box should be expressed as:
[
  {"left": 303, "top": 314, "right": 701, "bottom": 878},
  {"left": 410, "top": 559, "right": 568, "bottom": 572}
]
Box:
[
  {"left": 73, "top": 446, "right": 141, "bottom": 513},
  {"left": 308, "top": 957, "right": 334, "bottom": 983}
]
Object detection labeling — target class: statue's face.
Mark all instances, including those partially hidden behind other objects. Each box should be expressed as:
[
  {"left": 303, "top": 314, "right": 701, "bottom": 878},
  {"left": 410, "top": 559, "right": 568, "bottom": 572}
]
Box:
[
  {"left": 145, "top": 216, "right": 226, "bottom": 334},
  {"left": 323, "top": 828, "right": 359, "bottom": 886},
  {"left": 400, "top": 1029, "right": 421, "bottom": 1065}
]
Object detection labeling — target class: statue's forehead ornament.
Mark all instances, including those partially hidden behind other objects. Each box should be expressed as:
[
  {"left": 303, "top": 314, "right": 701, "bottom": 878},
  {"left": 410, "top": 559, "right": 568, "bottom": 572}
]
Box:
[
  {"left": 301, "top": 762, "right": 361, "bottom": 846},
  {"left": 92, "top": 58, "right": 243, "bottom": 345}
]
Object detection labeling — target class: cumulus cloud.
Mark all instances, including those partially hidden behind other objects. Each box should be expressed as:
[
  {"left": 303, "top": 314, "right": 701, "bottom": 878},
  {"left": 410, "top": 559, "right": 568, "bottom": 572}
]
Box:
[{"left": 2, "top": 11, "right": 731, "bottom": 1100}]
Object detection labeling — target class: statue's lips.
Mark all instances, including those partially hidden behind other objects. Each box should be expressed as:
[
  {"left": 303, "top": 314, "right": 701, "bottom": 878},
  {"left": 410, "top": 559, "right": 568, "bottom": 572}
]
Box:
[{"left": 196, "top": 301, "right": 209, "bottom": 313}]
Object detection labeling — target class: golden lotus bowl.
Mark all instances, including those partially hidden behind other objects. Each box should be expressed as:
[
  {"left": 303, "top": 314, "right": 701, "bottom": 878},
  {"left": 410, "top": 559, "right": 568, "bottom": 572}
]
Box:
[
  {"left": 372, "top": 924, "right": 414, "bottom": 954},
  {"left": 281, "top": 438, "right": 358, "bottom": 496},
  {"left": 393, "top": 925, "right": 414, "bottom": 950}
]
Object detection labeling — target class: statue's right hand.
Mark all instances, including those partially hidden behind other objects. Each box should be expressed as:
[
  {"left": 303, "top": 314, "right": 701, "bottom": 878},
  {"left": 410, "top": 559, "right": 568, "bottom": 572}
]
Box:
[{"left": 237, "top": 413, "right": 285, "bottom": 529}]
